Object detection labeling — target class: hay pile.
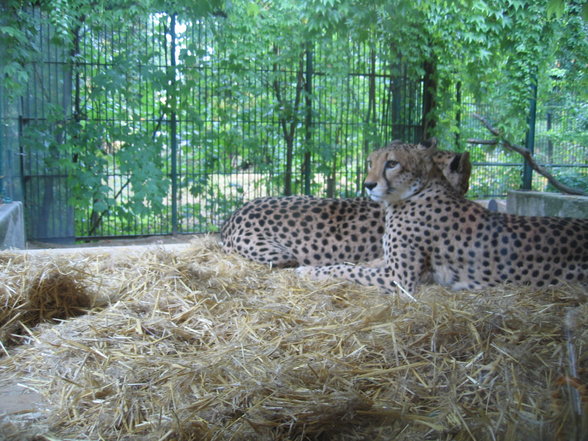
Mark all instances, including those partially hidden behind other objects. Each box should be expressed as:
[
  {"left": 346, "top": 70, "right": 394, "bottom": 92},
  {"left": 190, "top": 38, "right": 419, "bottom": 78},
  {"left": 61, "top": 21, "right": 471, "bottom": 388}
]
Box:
[{"left": 0, "top": 237, "right": 587, "bottom": 440}]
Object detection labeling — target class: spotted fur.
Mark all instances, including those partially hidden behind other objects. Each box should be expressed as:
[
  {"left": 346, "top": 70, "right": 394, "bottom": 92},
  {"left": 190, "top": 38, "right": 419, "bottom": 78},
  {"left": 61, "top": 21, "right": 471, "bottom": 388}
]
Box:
[
  {"left": 298, "top": 141, "right": 588, "bottom": 294},
  {"left": 221, "top": 145, "right": 472, "bottom": 267}
]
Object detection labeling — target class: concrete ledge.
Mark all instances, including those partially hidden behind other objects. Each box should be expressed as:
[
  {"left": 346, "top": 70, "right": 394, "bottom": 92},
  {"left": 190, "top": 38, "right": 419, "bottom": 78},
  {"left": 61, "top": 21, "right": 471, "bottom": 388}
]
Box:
[
  {"left": 507, "top": 190, "right": 588, "bottom": 219},
  {"left": 0, "top": 201, "right": 26, "bottom": 249},
  {"left": 19, "top": 243, "right": 192, "bottom": 256}
]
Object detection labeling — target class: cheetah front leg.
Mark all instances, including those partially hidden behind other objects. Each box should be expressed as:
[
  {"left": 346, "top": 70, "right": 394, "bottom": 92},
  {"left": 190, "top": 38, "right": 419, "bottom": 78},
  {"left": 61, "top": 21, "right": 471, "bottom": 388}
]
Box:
[
  {"left": 296, "top": 263, "right": 416, "bottom": 295},
  {"left": 296, "top": 242, "right": 425, "bottom": 295}
]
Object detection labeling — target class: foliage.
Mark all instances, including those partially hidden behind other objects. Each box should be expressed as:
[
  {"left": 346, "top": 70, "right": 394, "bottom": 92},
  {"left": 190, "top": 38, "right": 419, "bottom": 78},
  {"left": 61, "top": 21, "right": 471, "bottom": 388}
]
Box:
[
  {"left": 545, "top": 169, "right": 588, "bottom": 193},
  {"left": 0, "top": 1, "right": 38, "bottom": 96},
  {"left": 2, "top": 0, "right": 587, "bottom": 238}
]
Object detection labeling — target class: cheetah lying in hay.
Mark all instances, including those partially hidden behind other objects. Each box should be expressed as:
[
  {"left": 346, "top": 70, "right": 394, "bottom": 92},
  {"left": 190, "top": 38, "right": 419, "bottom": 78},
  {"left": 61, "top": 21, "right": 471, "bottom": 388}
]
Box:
[{"left": 0, "top": 237, "right": 587, "bottom": 440}]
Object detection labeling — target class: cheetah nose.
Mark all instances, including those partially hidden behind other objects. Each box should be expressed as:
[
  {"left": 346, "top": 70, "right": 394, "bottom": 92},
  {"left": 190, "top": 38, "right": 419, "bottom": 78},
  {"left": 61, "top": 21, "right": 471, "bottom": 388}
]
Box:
[{"left": 364, "top": 182, "right": 377, "bottom": 191}]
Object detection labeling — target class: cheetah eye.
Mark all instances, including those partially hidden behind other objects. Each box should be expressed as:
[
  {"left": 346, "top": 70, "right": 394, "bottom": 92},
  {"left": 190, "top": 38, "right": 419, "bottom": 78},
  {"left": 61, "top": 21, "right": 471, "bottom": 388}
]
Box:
[{"left": 385, "top": 160, "right": 399, "bottom": 169}]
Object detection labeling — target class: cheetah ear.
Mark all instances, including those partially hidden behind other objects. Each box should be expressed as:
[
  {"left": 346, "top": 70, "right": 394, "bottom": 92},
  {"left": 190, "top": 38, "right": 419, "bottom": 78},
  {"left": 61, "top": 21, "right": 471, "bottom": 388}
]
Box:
[
  {"left": 457, "top": 151, "right": 472, "bottom": 194},
  {"left": 449, "top": 152, "right": 470, "bottom": 173},
  {"left": 419, "top": 137, "right": 437, "bottom": 150},
  {"left": 459, "top": 152, "right": 472, "bottom": 175}
]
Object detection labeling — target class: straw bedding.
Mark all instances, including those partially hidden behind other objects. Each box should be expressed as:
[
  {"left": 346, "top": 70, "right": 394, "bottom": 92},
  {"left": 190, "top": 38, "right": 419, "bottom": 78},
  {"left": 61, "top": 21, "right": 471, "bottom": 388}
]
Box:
[{"left": 0, "top": 236, "right": 586, "bottom": 440}]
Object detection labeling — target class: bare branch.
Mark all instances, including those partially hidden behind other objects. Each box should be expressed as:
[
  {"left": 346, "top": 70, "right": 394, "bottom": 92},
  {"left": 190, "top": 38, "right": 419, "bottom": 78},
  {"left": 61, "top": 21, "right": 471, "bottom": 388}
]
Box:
[
  {"left": 466, "top": 138, "right": 498, "bottom": 145},
  {"left": 472, "top": 113, "right": 587, "bottom": 196}
]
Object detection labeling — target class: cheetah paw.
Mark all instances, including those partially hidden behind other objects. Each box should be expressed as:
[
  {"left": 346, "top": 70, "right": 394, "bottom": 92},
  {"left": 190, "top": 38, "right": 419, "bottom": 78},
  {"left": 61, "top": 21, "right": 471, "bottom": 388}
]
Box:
[{"left": 295, "top": 266, "right": 315, "bottom": 278}]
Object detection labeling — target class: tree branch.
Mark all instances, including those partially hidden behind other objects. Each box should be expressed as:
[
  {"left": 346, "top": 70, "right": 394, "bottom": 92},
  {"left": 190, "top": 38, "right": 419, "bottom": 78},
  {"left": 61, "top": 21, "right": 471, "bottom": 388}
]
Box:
[
  {"left": 472, "top": 113, "right": 587, "bottom": 196},
  {"left": 466, "top": 138, "right": 498, "bottom": 145}
]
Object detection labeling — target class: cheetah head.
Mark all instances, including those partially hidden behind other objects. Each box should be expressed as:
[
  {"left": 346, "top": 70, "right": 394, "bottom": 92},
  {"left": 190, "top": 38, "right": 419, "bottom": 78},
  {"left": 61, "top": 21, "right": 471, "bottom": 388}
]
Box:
[{"left": 364, "top": 139, "right": 447, "bottom": 204}]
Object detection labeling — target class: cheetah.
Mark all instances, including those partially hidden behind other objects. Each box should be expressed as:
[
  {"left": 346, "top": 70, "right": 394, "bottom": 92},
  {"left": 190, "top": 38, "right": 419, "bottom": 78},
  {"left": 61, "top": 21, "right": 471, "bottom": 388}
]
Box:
[
  {"left": 297, "top": 141, "right": 588, "bottom": 294},
  {"left": 221, "top": 144, "right": 472, "bottom": 267}
]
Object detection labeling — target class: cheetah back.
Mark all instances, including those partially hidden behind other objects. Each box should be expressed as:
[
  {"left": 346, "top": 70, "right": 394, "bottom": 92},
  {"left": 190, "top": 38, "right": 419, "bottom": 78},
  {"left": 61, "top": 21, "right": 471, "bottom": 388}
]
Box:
[{"left": 221, "top": 196, "right": 384, "bottom": 267}]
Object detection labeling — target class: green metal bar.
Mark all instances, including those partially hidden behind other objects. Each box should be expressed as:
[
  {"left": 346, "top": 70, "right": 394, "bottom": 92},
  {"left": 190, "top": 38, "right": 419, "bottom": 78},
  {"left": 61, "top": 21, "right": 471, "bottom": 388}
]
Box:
[
  {"left": 522, "top": 78, "right": 537, "bottom": 190},
  {"left": 421, "top": 59, "right": 436, "bottom": 141},
  {"left": 169, "top": 13, "right": 178, "bottom": 234},
  {"left": 455, "top": 81, "right": 462, "bottom": 149},
  {"left": 0, "top": 83, "right": 4, "bottom": 202},
  {"left": 303, "top": 43, "right": 312, "bottom": 196}
]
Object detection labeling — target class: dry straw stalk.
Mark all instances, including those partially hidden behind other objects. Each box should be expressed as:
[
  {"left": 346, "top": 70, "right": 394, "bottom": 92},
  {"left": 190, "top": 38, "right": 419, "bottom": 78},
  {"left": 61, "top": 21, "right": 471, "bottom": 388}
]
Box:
[{"left": 0, "top": 237, "right": 586, "bottom": 440}]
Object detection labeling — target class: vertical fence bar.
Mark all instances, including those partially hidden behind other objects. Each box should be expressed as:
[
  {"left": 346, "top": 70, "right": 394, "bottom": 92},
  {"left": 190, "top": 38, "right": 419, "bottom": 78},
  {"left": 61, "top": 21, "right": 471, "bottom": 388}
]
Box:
[
  {"left": 455, "top": 81, "right": 462, "bottom": 149},
  {"left": 0, "top": 86, "right": 4, "bottom": 201},
  {"left": 546, "top": 111, "right": 553, "bottom": 163},
  {"left": 303, "top": 43, "right": 312, "bottom": 196},
  {"left": 422, "top": 59, "right": 436, "bottom": 140},
  {"left": 169, "top": 13, "right": 178, "bottom": 234},
  {"left": 523, "top": 78, "right": 537, "bottom": 190}
]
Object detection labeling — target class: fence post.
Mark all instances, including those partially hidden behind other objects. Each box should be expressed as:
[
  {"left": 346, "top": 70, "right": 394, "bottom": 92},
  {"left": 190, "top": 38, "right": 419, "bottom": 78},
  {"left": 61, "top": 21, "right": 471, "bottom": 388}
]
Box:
[
  {"left": 422, "top": 59, "right": 437, "bottom": 141},
  {"left": 522, "top": 78, "right": 537, "bottom": 190},
  {"left": 169, "top": 13, "right": 179, "bottom": 234},
  {"left": 455, "top": 81, "right": 462, "bottom": 150},
  {"left": 303, "top": 43, "right": 312, "bottom": 196},
  {"left": 0, "top": 87, "right": 4, "bottom": 202}
]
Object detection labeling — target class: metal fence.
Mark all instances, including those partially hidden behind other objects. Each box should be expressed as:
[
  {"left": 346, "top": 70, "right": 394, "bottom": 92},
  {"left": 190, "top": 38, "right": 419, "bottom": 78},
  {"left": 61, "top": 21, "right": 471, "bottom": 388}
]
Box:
[
  {"left": 2, "top": 9, "right": 587, "bottom": 242},
  {"left": 455, "top": 100, "right": 588, "bottom": 199},
  {"left": 10, "top": 11, "right": 429, "bottom": 241}
]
